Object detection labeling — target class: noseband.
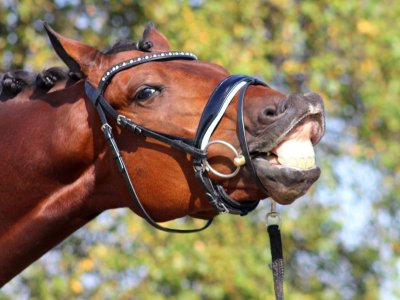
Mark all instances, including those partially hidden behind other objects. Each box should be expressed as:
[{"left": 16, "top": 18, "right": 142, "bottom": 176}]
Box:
[{"left": 85, "top": 51, "right": 269, "bottom": 233}]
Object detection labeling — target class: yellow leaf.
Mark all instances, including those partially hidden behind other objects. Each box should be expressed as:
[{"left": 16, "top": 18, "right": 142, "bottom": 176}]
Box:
[
  {"left": 71, "top": 279, "right": 83, "bottom": 294},
  {"left": 94, "top": 244, "right": 108, "bottom": 258},
  {"left": 78, "top": 258, "right": 95, "bottom": 272},
  {"left": 361, "top": 59, "right": 374, "bottom": 72},
  {"left": 282, "top": 60, "right": 302, "bottom": 73},
  {"left": 357, "top": 20, "right": 378, "bottom": 36}
]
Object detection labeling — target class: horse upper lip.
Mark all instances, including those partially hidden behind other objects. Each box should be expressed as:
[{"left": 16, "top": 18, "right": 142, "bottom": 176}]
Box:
[{"left": 248, "top": 101, "right": 325, "bottom": 156}]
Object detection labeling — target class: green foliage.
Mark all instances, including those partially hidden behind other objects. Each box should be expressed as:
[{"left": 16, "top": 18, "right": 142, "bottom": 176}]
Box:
[{"left": 1, "top": 0, "right": 400, "bottom": 299}]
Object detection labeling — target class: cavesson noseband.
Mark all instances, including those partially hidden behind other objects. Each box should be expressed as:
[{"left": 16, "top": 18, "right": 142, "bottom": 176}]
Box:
[{"left": 85, "top": 51, "right": 269, "bottom": 233}]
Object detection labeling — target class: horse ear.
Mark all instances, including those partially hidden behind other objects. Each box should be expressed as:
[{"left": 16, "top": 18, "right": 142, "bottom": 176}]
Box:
[
  {"left": 43, "top": 22, "right": 101, "bottom": 78},
  {"left": 138, "top": 23, "right": 171, "bottom": 52}
]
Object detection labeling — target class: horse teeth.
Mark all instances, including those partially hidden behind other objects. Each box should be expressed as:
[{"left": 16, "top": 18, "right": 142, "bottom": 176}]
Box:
[
  {"left": 298, "top": 157, "right": 306, "bottom": 169},
  {"left": 288, "top": 157, "right": 298, "bottom": 167},
  {"left": 277, "top": 157, "right": 286, "bottom": 165},
  {"left": 277, "top": 156, "right": 315, "bottom": 169},
  {"left": 305, "top": 156, "right": 315, "bottom": 168}
]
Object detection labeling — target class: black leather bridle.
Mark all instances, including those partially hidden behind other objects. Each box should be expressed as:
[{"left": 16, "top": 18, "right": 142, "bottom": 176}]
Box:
[{"left": 84, "top": 51, "right": 269, "bottom": 233}]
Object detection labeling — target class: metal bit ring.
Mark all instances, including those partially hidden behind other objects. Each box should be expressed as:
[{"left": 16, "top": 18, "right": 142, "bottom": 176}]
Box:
[{"left": 203, "top": 140, "right": 242, "bottom": 179}]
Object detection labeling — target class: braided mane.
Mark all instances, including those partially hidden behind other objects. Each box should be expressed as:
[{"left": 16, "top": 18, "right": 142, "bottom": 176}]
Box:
[{"left": 0, "top": 38, "right": 143, "bottom": 99}]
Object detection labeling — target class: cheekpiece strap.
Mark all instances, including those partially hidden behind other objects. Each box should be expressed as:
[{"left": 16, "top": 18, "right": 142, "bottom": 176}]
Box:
[
  {"left": 192, "top": 75, "right": 269, "bottom": 215},
  {"left": 237, "top": 80, "right": 270, "bottom": 195}
]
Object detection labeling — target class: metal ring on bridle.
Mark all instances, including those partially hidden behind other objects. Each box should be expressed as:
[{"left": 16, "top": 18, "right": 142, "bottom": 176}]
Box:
[{"left": 203, "top": 140, "right": 242, "bottom": 179}]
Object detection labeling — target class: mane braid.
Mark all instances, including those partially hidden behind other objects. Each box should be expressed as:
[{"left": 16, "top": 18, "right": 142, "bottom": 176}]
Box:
[
  {"left": 0, "top": 70, "right": 37, "bottom": 96},
  {"left": 1, "top": 39, "right": 142, "bottom": 98}
]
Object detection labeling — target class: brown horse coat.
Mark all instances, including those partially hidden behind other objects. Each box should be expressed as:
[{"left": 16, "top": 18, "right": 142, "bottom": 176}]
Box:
[{"left": 0, "top": 24, "right": 324, "bottom": 285}]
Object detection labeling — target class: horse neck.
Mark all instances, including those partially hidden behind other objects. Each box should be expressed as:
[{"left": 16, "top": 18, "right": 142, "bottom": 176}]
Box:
[{"left": 0, "top": 81, "right": 113, "bottom": 285}]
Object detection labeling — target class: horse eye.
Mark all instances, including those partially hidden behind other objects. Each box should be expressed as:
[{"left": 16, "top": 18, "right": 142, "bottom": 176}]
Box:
[{"left": 135, "top": 86, "right": 158, "bottom": 101}]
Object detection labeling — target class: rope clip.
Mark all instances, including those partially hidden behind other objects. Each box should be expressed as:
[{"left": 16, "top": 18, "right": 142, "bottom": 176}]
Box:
[{"left": 266, "top": 200, "right": 281, "bottom": 227}]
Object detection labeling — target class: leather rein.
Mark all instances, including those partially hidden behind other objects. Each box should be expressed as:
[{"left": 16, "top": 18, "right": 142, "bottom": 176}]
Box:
[{"left": 84, "top": 51, "right": 269, "bottom": 233}]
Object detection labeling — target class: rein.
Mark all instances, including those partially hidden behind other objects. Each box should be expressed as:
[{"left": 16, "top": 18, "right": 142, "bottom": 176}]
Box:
[{"left": 84, "top": 51, "right": 284, "bottom": 298}]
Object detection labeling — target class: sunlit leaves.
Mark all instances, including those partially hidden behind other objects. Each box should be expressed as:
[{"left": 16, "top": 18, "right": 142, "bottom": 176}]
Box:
[{"left": 1, "top": 0, "right": 400, "bottom": 299}]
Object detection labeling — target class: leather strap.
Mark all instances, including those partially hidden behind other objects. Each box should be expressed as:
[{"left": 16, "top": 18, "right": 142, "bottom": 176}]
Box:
[
  {"left": 237, "top": 80, "right": 270, "bottom": 194},
  {"left": 193, "top": 75, "right": 267, "bottom": 215},
  {"left": 101, "top": 121, "right": 213, "bottom": 233},
  {"left": 86, "top": 82, "right": 206, "bottom": 159}
]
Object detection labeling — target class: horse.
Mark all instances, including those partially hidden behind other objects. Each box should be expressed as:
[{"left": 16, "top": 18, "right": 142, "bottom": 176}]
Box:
[{"left": 0, "top": 22, "right": 325, "bottom": 286}]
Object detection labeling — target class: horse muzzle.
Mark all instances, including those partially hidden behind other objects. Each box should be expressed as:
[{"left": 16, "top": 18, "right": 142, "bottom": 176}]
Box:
[{"left": 247, "top": 92, "right": 325, "bottom": 204}]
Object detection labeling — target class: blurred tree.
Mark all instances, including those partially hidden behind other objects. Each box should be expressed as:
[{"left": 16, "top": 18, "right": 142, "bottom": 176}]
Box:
[{"left": 1, "top": 0, "right": 399, "bottom": 299}]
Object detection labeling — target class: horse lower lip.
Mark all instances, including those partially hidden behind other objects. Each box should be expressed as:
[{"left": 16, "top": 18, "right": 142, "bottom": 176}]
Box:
[
  {"left": 252, "top": 159, "right": 321, "bottom": 204},
  {"left": 254, "top": 160, "right": 321, "bottom": 181}
]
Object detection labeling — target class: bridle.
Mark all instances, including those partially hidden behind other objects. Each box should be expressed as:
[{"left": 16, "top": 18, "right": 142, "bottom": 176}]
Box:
[
  {"left": 84, "top": 51, "right": 284, "bottom": 299},
  {"left": 84, "top": 51, "right": 269, "bottom": 233}
]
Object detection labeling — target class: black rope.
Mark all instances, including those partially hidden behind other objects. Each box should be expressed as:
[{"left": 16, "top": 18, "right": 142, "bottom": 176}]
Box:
[{"left": 267, "top": 223, "right": 284, "bottom": 300}]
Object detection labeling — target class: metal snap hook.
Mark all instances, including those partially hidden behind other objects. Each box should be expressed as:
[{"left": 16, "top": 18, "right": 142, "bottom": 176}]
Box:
[
  {"left": 203, "top": 140, "right": 245, "bottom": 179},
  {"left": 266, "top": 200, "right": 281, "bottom": 226}
]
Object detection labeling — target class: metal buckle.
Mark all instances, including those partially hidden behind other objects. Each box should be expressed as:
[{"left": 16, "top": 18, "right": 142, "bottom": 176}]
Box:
[
  {"left": 117, "top": 114, "right": 128, "bottom": 125},
  {"left": 117, "top": 114, "right": 142, "bottom": 134},
  {"left": 217, "top": 201, "right": 230, "bottom": 214},
  {"left": 101, "top": 123, "right": 112, "bottom": 133}
]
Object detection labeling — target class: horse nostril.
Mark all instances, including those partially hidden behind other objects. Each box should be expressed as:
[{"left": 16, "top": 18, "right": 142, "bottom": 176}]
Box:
[
  {"left": 263, "top": 107, "right": 277, "bottom": 117},
  {"left": 259, "top": 102, "right": 288, "bottom": 123}
]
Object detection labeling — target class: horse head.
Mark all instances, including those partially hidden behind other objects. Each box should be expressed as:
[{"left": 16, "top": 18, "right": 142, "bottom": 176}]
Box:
[
  {"left": 0, "top": 23, "right": 325, "bottom": 286},
  {"left": 43, "top": 23, "right": 325, "bottom": 222}
]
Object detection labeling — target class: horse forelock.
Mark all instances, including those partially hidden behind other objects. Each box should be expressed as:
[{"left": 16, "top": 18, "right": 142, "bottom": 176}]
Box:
[{"left": 103, "top": 39, "right": 139, "bottom": 55}]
